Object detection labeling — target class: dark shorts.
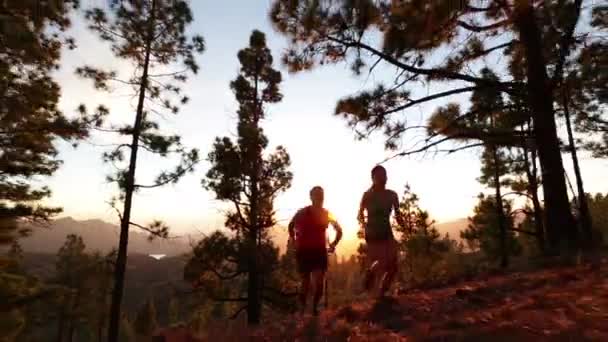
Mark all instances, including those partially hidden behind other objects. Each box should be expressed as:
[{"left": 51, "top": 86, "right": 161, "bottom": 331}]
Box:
[{"left": 295, "top": 247, "right": 328, "bottom": 274}]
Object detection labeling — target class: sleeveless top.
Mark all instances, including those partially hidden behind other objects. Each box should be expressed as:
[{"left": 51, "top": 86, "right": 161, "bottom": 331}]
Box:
[
  {"left": 294, "top": 206, "right": 329, "bottom": 250},
  {"left": 363, "top": 189, "right": 394, "bottom": 241}
]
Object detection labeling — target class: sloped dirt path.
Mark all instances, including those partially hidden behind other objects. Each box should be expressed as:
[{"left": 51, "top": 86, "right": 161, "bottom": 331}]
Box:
[{"left": 252, "top": 261, "right": 608, "bottom": 341}]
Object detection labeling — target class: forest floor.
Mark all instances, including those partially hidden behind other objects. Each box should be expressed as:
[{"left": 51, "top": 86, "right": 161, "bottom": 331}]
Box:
[{"left": 239, "top": 259, "right": 608, "bottom": 341}]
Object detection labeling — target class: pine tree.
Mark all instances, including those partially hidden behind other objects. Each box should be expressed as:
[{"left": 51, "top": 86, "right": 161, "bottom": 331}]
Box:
[
  {"left": 462, "top": 194, "right": 522, "bottom": 263},
  {"left": 558, "top": 6, "right": 607, "bottom": 248},
  {"left": 269, "top": 0, "right": 601, "bottom": 254},
  {"left": 133, "top": 299, "right": 158, "bottom": 339},
  {"left": 77, "top": 1, "right": 204, "bottom": 340},
  {"left": 395, "top": 186, "right": 452, "bottom": 285},
  {"left": 193, "top": 30, "right": 292, "bottom": 325},
  {"left": 0, "top": 1, "right": 104, "bottom": 244},
  {"left": 428, "top": 68, "right": 522, "bottom": 266},
  {"left": 54, "top": 234, "right": 89, "bottom": 342}
]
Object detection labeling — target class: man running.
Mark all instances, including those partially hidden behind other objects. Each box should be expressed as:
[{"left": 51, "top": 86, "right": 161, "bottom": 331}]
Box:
[
  {"left": 358, "top": 165, "right": 404, "bottom": 298},
  {"left": 288, "top": 186, "right": 343, "bottom": 315}
]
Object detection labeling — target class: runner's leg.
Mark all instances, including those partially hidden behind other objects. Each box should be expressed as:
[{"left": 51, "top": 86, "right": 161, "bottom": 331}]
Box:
[
  {"left": 379, "top": 240, "right": 398, "bottom": 297},
  {"left": 300, "top": 272, "right": 311, "bottom": 310},
  {"left": 312, "top": 270, "right": 325, "bottom": 315},
  {"left": 364, "top": 242, "right": 379, "bottom": 292}
]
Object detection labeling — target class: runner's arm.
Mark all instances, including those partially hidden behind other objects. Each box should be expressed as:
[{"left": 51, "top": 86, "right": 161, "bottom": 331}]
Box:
[
  {"left": 392, "top": 191, "right": 405, "bottom": 228},
  {"left": 329, "top": 213, "right": 343, "bottom": 249},
  {"left": 357, "top": 192, "right": 367, "bottom": 227},
  {"left": 288, "top": 210, "right": 299, "bottom": 241}
]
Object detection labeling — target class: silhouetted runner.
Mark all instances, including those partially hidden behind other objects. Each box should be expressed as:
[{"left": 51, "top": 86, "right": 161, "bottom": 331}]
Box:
[
  {"left": 288, "top": 186, "right": 343, "bottom": 316},
  {"left": 358, "top": 165, "right": 404, "bottom": 299}
]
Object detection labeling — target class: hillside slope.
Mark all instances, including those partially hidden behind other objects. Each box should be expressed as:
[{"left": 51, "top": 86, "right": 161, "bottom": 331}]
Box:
[
  {"left": 248, "top": 261, "right": 608, "bottom": 341},
  {"left": 16, "top": 217, "right": 190, "bottom": 256}
]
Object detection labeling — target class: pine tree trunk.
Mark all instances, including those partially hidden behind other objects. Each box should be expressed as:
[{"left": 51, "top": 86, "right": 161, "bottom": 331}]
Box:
[
  {"left": 68, "top": 289, "right": 82, "bottom": 342},
  {"left": 108, "top": 1, "right": 156, "bottom": 340},
  {"left": 562, "top": 83, "right": 594, "bottom": 248},
  {"left": 492, "top": 145, "right": 508, "bottom": 268},
  {"left": 56, "top": 306, "right": 66, "bottom": 342},
  {"left": 246, "top": 60, "right": 262, "bottom": 325},
  {"left": 523, "top": 121, "right": 545, "bottom": 253},
  {"left": 512, "top": 2, "right": 577, "bottom": 253}
]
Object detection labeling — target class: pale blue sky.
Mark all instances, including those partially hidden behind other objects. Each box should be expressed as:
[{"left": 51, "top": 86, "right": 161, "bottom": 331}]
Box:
[{"left": 46, "top": 0, "right": 608, "bottom": 252}]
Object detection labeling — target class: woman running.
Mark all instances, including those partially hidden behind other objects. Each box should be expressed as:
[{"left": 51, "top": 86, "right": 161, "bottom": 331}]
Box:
[{"left": 358, "top": 165, "right": 404, "bottom": 298}]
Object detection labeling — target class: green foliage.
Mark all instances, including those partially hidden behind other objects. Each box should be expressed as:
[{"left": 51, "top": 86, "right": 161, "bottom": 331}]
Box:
[
  {"left": 79, "top": 0, "right": 204, "bottom": 219},
  {"left": 79, "top": 1, "right": 204, "bottom": 338},
  {"left": 134, "top": 299, "right": 158, "bottom": 337},
  {"left": 190, "top": 30, "right": 293, "bottom": 323},
  {"left": 270, "top": 0, "right": 598, "bottom": 253},
  {"left": 119, "top": 317, "right": 137, "bottom": 342},
  {"left": 587, "top": 193, "right": 608, "bottom": 243},
  {"left": 0, "top": 1, "right": 104, "bottom": 234},
  {"left": 462, "top": 194, "right": 522, "bottom": 262},
  {"left": 568, "top": 6, "right": 608, "bottom": 158},
  {"left": 395, "top": 186, "right": 459, "bottom": 286}
]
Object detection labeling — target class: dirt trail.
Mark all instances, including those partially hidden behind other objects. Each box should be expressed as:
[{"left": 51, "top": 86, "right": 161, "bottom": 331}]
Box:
[{"left": 251, "top": 261, "right": 608, "bottom": 341}]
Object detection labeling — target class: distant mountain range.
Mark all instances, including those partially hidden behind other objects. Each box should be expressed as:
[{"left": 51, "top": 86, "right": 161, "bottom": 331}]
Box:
[
  {"left": 15, "top": 216, "right": 471, "bottom": 257},
  {"left": 18, "top": 217, "right": 191, "bottom": 256},
  {"left": 436, "top": 218, "right": 469, "bottom": 240}
]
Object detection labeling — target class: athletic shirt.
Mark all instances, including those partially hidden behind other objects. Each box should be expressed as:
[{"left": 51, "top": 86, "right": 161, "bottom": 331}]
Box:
[
  {"left": 293, "top": 206, "right": 329, "bottom": 250},
  {"left": 363, "top": 189, "right": 395, "bottom": 241}
]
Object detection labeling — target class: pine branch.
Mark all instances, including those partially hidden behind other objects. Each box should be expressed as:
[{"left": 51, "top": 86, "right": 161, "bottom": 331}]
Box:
[
  {"left": 438, "top": 143, "right": 485, "bottom": 154},
  {"left": 551, "top": 0, "right": 584, "bottom": 87},
  {"left": 134, "top": 161, "right": 197, "bottom": 189},
  {"left": 208, "top": 266, "right": 243, "bottom": 281},
  {"left": 509, "top": 227, "right": 538, "bottom": 236},
  {"left": 501, "top": 191, "right": 534, "bottom": 200},
  {"left": 129, "top": 221, "right": 168, "bottom": 238},
  {"left": 229, "top": 305, "right": 248, "bottom": 319},
  {"left": 383, "top": 87, "right": 480, "bottom": 116},
  {"left": 325, "top": 35, "right": 519, "bottom": 87},
  {"left": 457, "top": 19, "right": 509, "bottom": 33}
]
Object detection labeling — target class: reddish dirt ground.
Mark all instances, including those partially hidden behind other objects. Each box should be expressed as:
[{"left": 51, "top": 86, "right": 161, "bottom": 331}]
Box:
[{"left": 249, "top": 260, "right": 608, "bottom": 341}]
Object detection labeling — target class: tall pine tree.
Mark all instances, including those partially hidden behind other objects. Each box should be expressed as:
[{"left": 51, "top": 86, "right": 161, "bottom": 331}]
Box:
[
  {"left": 77, "top": 1, "right": 204, "bottom": 340},
  {"left": 192, "top": 30, "right": 292, "bottom": 325},
  {"left": 1, "top": 1, "right": 103, "bottom": 243}
]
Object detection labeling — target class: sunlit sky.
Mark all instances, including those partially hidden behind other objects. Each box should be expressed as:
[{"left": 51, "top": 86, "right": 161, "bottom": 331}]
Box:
[{"left": 46, "top": 0, "right": 608, "bottom": 254}]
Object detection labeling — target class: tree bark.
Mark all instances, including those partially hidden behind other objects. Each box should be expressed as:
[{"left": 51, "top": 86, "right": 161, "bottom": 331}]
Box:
[
  {"left": 512, "top": 2, "right": 577, "bottom": 253},
  {"left": 562, "top": 83, "right": 594, "bottom": 247},
  {"left": 68, "top": 289, "right": 82, "bottom": 342},
  {"left": 56, "top": 306, "right": 66, "bottom": 342},
  {"left": 492, "top": 144, "right": 508, "bottom": 268},
  {"left": 523, "top": 121, "right": 545, "bottom": 253},
  {"left": 246, "top": 57, "right": 262, "bottom": 325},
  {"left": 108, "top": 1, "right": 156, "bottom": 340}
]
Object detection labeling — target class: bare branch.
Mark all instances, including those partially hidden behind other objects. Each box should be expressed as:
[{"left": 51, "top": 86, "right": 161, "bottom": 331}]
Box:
[
  {"left": 134, "top": 162, "right": 197, "bottom": 189},
  {"left": 457, "top": 19, "right": 509, "bottom": 33},
  {"left": 325, "top": 35, "right": 519, "bottom": 87},
  {"left": 229, "top": 305, "right": 248, "bottom": 319},
  {"left": 509, "top": 227, "right": 538, "bottom": 236},
  {"left": 383, "top": 87, "right": 479, "bottom": 116}
]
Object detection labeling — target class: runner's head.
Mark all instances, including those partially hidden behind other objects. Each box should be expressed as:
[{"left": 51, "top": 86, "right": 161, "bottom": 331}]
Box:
[
  {"left": 371, "top": 165, "right": 387, "bottom": 189},
  {"left": 309, "top": 186, "right": 324, "bottom": 208}
]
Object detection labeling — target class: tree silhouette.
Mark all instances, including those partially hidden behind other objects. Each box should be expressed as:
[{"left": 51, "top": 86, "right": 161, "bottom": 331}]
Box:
[
  {"left": 77, "top": 1, "right": 204, "bottom": 340},
  {"left": 557, "top": 5, "right": 607, "bottom": 248},
  {"left": 462, "top": 194, "right": 522, "bottom": 263},
  {"left": 133, "top": 298, "right": 158, "bottom": 339},
  {"left": 270, "top": 0, "right": 601, "bottom": 254},
  {"left": 0, "top": 1, "right": 104, "bottom": 243},
  {"left": 54, "top": 234, "right": 88, "bottom": 342},
  {"left": 395, "top": 185, "right": 453, "bottom": 285},
  {"left": 192, "top": 30, "right": 293, "bottom": 325}
]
